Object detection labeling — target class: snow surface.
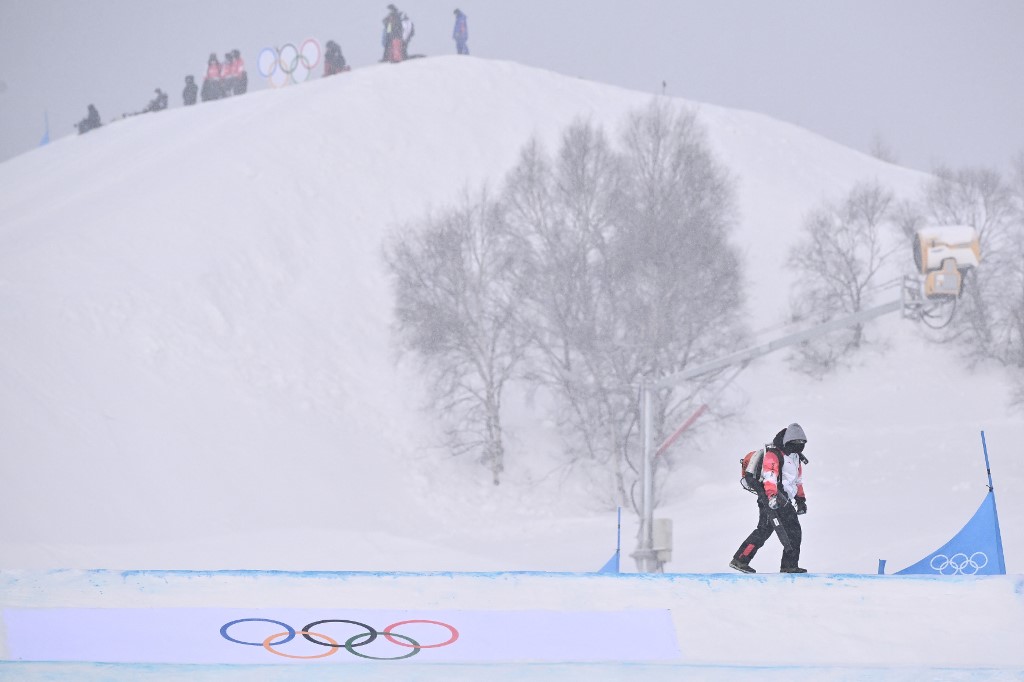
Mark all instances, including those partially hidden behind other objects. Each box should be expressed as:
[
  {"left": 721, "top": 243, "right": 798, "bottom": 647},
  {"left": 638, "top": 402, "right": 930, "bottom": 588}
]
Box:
[{"left": 0, "top": 56, "right": 1021, "bottom": 679}]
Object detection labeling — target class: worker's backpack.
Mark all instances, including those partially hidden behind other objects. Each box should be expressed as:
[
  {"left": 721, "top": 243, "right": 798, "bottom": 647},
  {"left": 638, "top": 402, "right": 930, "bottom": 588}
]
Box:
[
  {"left": 739, "top": 445, "right": 785, "bottom": 494},
  {"left": 740, "top": 447, "right": 765, "bottom": 493},
  {"left": 739, "top": 445, "right": 808, "bottom": 493}
]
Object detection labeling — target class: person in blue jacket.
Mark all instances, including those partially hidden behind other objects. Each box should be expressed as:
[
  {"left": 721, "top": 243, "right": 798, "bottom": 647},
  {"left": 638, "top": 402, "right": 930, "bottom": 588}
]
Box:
[{"left": 452, "top": 9, "right": 469, "bottom": 55}]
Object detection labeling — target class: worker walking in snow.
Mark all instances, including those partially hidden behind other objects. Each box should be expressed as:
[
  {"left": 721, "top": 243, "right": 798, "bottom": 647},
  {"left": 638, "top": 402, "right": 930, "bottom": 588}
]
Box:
[{"left": 731, "top": 423, "right": 809, "bottom": 574}]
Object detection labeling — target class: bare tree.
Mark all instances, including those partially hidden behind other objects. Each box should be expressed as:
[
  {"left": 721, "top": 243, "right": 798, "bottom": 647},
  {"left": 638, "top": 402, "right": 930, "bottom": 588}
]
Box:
[
  {"left": 505, "top": 124, "right": 629, "bottom": 500},
  {"left": 868, "top": 131, "right": 898, "bottom": 164},
  {"left": 922, "top": 165, "right": 1019, "bottom": 362},
  {"left": 613, "top": 101, "right": 747, "bottom": 507},
  {"left": 889, "top": 197, "right": 927, "bottom": 243},
  {"left": 788, "top": 181, "right": 896, "bottom": 375},
  {"left": 384, "top": 191, "right": 525, "bottom": 485},
  {"left": 1005, "top": 153, "right": 1024, "bottom": 405},
  {"left": 507, "top": 102, "right": 747, "bottom": 510}
]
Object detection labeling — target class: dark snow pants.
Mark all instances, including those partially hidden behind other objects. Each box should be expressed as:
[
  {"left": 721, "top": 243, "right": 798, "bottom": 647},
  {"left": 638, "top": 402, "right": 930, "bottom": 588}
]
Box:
[{"left": 733, "top": 493, "right": 802, "bottom": 569}]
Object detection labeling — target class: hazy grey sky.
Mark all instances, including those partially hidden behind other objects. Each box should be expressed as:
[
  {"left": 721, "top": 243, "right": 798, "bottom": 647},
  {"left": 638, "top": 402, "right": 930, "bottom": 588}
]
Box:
[{"left": 1, "top": 1, "right": 1021, "bottom": 171}]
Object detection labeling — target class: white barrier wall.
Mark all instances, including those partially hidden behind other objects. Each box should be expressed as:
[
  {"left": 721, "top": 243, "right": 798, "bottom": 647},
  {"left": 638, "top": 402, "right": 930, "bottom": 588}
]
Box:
[{"left": 1, "top": 569, "right": 1023, "bottom": 676}]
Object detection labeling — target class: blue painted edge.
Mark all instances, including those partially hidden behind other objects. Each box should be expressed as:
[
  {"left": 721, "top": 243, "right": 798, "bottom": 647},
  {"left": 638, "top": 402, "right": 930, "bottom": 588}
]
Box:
[{"left": 1, "top": 569, "right": 1016, "bottom": 582}]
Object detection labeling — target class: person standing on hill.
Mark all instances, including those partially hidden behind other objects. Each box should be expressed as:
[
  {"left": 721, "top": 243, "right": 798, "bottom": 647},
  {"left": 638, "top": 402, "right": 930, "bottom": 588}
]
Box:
[
  {"left": 382, "top": 4, "right": 404, "bottom": 62},
  {"left": 230, "top": 49, "right": 248, "bottom": 95},
  {"left": 401, "top": 11, "right": 415, "bottom": 59},
  {"left": 730, "top": 423, "right": 809, "bottom": 574},
  {"left": 201, "top": 53, "right": 222, "bottom": 101},
  {"left": 452, "top": 9, "right": 469, "bottom": 55},
  {"left": 183, "top": 75, "right": 198, "bottom": 105},
  {"left": 221, "top": 52, "right": 237, "bottom": 97}
]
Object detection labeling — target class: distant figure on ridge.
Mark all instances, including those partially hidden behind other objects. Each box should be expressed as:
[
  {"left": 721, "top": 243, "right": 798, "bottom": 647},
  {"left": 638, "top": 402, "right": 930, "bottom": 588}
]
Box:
[
  {"left": 221, "top": 52, "right": 237, "bottom": 97},
  {"left": 452, "top": 8, "right": 469, "bottom": 55},
  {"left": 201, "top": 53, "right": 222, "bottom": 102},
  {"left": 75, "top": 104, "right": 102, "bottom": 134},
  {"left": 401, "top": 11, "right": 416, "bottom": 59},
  {"left": 381, "top": 4, "right": 404, "bottom": 62},
  {"left": 231, "top": 49, "right": 248, "bottom": 95},
  {"left": 324, "top": 40, "right": 350, "bottom": 76},
  {"left": 183, "top": 75, "right": 198, "bottom": 105},
  {"left": 146, "top": 88, "right": 169, "bottom": 112}
]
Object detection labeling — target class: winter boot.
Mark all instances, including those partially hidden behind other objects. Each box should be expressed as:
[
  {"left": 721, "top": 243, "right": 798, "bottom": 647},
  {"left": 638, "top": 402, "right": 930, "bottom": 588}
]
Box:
[
  {"left": 729, "top": 557, "right": 756, "bottom": 574},
  {"left": 780, "top": 566, "right": 808, "bottom": 573}
]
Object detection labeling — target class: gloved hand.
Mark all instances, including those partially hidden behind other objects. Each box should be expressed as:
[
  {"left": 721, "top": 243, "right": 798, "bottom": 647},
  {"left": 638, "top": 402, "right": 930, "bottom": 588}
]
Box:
[
  {"left": 768, "top": 494, "right": 781, "bottom": 510},
  {"left": 795, "top": 497, "right": 807, "bottom": 515}
]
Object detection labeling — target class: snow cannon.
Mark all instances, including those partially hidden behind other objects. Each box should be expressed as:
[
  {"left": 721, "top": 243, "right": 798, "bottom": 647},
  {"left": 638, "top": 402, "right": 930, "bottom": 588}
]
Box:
[{"left": 912, "top": 225, "right": 980, "bottom": 299}]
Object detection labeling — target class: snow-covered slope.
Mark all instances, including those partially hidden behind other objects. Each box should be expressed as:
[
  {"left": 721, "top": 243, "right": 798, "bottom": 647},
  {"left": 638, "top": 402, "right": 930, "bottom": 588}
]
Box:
[{"left": 0, "top": 56, "right": 1019, "bottom": 578}]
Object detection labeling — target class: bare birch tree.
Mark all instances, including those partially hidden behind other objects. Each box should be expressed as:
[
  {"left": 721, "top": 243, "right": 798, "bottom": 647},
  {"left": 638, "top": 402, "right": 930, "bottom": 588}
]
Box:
[
  {"left": 1004, "top": 154, "right": 1024, "bottom": 404},
  {"left": 788, "top": 181, "right": 895, "bottom": 375},
  {"left": 384, "top": 191, "right": 525, "bottom": 485},
  {"left": 506, "top": 102, "right": 746, "bottom": 510},
  {"left": 922, "top": 165, "right": 1019, "bottom": 363}
]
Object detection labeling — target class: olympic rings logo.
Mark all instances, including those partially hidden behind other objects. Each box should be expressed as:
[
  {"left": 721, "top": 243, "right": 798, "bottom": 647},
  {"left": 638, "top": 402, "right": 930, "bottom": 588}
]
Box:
[
  {"left": 929, "top": 552, "right": 989, "bottom": 575},
  {"left": 257, "top": 39, "right": 322, "bottom": 88},
  {"left": 220, "top": 618, "right": 459, "bottom": 660}
]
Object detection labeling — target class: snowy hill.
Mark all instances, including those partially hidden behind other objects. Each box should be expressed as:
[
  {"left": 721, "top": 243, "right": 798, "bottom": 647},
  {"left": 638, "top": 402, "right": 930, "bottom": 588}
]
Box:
[{"left": 0, "top": 56, "right": 1020, "bottom": 581}]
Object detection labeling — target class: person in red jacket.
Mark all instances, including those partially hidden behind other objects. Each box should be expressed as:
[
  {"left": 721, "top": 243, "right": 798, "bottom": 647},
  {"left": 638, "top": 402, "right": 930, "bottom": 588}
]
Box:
[
  {"left": 381, "top": 4, "right": 404, "bottom": 62},
  {"left": 730, "top": 423, "right": 809, "bottom": 574},
  {"left": 201, "top": 53, "right": 222, "bottom": 102},
  {"left": 225, "top": 48, "right": 244, "bottom": 94},
  {"left": 221, "top": 52, "right": 237, "bottom": 97}
]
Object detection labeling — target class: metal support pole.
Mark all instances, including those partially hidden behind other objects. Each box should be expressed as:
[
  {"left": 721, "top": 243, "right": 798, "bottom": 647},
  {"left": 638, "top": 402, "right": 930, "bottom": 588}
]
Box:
[
  {"left": 981, "top": 430, "right": 994, "bottom": 492},
  {"left": 632, "top": 377, "right": 659, "bottom": 572},
  {"left": 642, "top": 378, "right": 654, "bottom": 566},
  {"left": 654, "top": 299, "right": 903, "bottom": 388},
  {"left": 980, "top": 430, "right": 1006, "bottom": 574}
]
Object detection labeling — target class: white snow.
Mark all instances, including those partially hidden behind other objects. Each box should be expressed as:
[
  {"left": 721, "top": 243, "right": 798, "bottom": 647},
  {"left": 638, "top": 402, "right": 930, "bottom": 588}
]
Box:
[{"left": 0, "top": 56, "right": 1021, "bottom": 679}]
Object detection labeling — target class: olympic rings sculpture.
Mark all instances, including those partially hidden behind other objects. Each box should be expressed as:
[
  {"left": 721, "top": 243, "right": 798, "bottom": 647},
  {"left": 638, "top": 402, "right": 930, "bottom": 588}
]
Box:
[
  {"left": 256, "top": 38, "right": 322, "bottom": 88},
  {"left": 220, "top": 617, "right": 459, "bottom": 660},
  {"left": 929, "top": 551, "right": 989, "bottom": 575}
]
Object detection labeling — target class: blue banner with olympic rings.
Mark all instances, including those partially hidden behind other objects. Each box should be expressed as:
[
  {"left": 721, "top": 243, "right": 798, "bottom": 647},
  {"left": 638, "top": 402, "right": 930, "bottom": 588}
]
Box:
[
  {"left": 2, "top": 607, "right": 680, "bottom": 664},
  {"left": 895, "top": 491, "right": 1006, "bottom": 576}
]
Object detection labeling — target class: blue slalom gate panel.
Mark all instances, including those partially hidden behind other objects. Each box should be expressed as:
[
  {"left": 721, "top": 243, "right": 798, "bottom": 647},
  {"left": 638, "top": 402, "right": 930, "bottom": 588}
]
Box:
[{"left": 896, "top": 492, "right": 1006, "bottom": 575}]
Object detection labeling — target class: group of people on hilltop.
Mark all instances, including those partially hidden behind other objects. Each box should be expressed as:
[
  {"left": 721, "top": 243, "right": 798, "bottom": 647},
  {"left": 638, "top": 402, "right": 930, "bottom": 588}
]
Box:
[
  {"left": 75, "top": 86, "right": 168, "bottom": 134},
  {"left": 198, "top": 50, "right": 248, "bottom": 103},
  {"left": 380, "top": 5, "right": 468, "bottom": 63},
  {"left": 75, "top": 8, "right": 469, "bottom": 135}
]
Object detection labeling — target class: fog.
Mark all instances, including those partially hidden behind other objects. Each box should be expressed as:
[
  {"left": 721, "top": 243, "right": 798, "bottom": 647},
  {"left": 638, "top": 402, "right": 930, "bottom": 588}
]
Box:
[{"left": 1, "top": 0, "right": 1022, "bottom": 171}]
